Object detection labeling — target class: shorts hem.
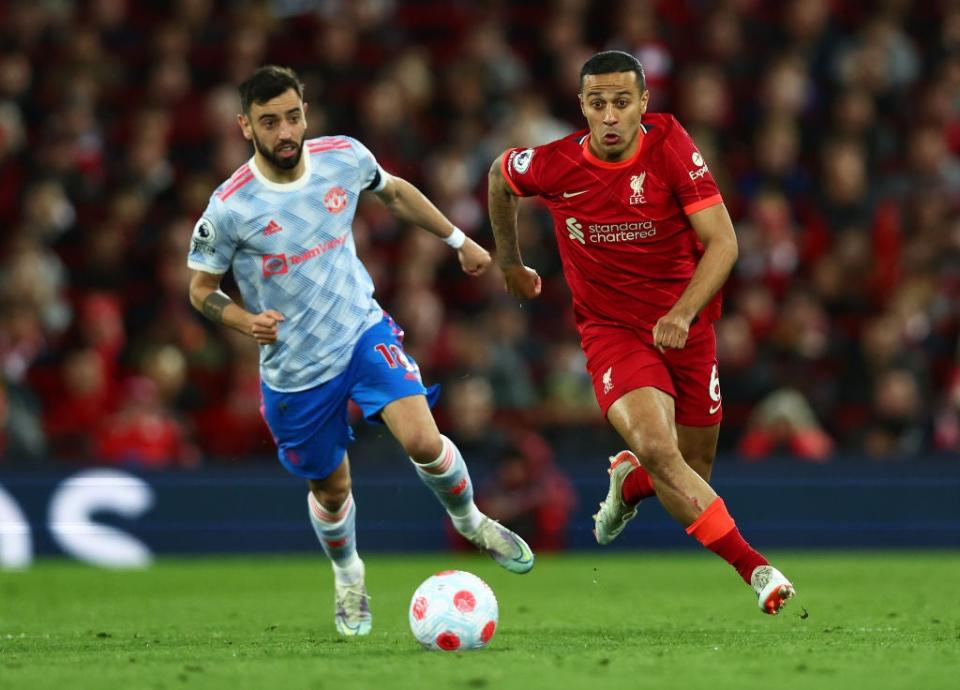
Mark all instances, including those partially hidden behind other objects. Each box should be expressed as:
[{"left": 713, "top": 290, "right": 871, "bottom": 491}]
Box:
[
  {"left": 600, "top": 382, "right": 675, "bottom": 417},
  {"left": 280, "top": 447, "right": 348, "bottom": 480}
]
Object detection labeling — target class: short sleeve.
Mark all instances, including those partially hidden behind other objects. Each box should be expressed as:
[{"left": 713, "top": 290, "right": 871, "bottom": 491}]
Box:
[
  {"left": 186, "top": 197, "right": 237, "bottom": 274},
  {"left": 349, "top": 137, "right": 389, "bottom": 192},
  {"left": 661, "top": 120, "right": 723, "bottom": 216},
  {"left": 501, "top": 146, "right": 547, "bottom": 197}
]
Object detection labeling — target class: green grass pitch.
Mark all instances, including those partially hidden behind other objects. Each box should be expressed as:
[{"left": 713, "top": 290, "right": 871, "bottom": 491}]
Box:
[{"left": 2, "top": 551, "right": 958, "bottom": 690}]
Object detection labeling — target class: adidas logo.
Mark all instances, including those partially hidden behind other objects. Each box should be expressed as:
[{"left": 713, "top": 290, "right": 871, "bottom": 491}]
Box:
[{"left": 264, "top": 220, "right": 283, "bottom": 236}]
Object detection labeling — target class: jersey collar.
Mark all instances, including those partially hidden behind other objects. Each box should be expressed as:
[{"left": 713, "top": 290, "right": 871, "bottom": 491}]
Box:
[
  {"left": 249, "top": 147, "right": 313, "bottom": 192},
  {"left": 580, "top": 124, "right": 646, "bottom": 169}
]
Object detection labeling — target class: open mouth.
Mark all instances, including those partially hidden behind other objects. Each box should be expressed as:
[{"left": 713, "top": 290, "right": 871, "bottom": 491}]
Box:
[
  {"left": 603, "top": 133, "right": 620, "bottom": 145},
  {"left": 276, "top": 144, "right": 298, "bottom": 158}
]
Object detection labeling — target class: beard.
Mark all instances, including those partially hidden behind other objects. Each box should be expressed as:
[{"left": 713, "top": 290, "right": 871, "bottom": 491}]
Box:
[{"left": 252, "top": 132, "right": 305, "bottom": 171}]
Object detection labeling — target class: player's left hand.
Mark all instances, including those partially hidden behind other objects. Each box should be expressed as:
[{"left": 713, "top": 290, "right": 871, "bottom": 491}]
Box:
[
  {"left": 653, "top": 310, "right": 692, "bottom": 352},
  {"left": 458, "top": 238, "right": 492, "bottom": 276}
]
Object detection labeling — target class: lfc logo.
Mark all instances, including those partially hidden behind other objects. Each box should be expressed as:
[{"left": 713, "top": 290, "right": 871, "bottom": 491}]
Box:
[
  {"left": 602, "top": 366, "right": 614, "bottom": 394},
  {"left": 629, "top": 173, "right": 646, "bottom": 205}
]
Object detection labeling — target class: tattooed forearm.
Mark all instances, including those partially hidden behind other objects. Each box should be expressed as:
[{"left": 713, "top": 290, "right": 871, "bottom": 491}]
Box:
[
  {"left": 201, "top": 290, "right": 233, "bottom": 323},
  {"left": 487, "top": 161, "right": 522, "bottom": 268}
]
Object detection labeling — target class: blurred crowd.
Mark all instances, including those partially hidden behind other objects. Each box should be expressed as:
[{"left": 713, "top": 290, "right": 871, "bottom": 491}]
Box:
[{"left": 2, "top": 0, "right": 959, "bottom": 484}]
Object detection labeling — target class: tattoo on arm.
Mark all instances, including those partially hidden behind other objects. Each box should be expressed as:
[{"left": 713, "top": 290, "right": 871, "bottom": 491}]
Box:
[
  {"left": 201, "top": 290, "right": 232, "bottom": 323},
  {"left": 488, "top": 167, "right": 522, "bottom": 267}
]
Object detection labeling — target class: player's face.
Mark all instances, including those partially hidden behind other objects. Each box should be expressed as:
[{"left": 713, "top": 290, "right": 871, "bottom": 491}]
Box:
[
  {"left": 579, "top": 72, "right": 649, "bottom": 161},
  {"left": 239, "top": 88, "right": 308, "bottom": 172}
]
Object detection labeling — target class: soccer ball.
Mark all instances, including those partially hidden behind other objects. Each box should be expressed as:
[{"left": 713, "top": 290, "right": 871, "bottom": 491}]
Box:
[{"left": 408, "top": 570, "right": 499, "bottom": 651}]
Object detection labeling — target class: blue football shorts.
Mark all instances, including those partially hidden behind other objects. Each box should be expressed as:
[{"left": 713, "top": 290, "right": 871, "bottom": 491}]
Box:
[{"left": 259, "top": 313, "right": 439, "bottom": 480}]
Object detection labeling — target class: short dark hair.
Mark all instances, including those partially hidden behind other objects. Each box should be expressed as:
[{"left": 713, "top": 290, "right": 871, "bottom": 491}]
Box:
[
  {"left": 579, "top": 51, "right": 646, "bottom": 92},
  {"left": 238, "top": 65, "right": 304, "bottom": 114}
]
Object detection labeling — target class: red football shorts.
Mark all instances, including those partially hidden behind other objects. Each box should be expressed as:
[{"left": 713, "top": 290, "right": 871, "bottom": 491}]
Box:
[{"left": 581, "top": 319, "right": 722, "bottom": 426}]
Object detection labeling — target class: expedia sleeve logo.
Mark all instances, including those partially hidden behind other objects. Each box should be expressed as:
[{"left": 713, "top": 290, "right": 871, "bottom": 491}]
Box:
[
  {"left": 510, "top": 148, "right": 534, "bottom": 174},
  {"left": 191, "top": 217, "right": 217, "bottom": 255},
  {"left": 688, "top": 151, "right": 710, "bottom": 181}
]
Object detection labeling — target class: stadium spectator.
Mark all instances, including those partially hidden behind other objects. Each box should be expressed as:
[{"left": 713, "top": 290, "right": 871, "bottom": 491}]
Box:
[
  {"left": 737, "top": 388, "right": 834, "bottom": 462},
  {"left": 0, "top": 377, "right": 47, "bottom": 463},
  {"left": 43, "top": 346, "right": 115, "bottom": 459},
  {"left": 0, "top": 0, "right": 956, "bottom": 466},
  {"left": 442, "top": 376, "right": 510, "bottom": 464},
  {"left": 862, "top": 368, "right": 928, "bottom": 458},
  {"left": 92, "top": 376, "right": 198, "bottom": 470},
  {"left": 475, "top": 430, "right": 576, "bottom": 552}
]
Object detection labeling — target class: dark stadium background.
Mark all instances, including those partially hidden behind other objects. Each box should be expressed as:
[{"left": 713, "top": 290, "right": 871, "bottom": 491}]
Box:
[{"left": 0, "top": 0, "right": 957, "bottom": 564}]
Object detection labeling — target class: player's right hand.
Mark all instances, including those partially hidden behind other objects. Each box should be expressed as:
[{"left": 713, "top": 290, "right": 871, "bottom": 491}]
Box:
[
  {"left": 250, "top": 309, "right": 285, "bottom": 344},
  {"left": 501, "top": 264, "right": 542, "bottom": 300}
]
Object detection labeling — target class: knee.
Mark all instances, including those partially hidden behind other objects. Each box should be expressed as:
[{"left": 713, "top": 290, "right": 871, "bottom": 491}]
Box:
[
  {"left": 400, "top": 429, "right": 443, "bottom": 464},
  {"left": 628, "top": 435, "right": 681, "bottom": 473},
  {"left": 311, "top": 478, "right": 351, "bottom": 512}
]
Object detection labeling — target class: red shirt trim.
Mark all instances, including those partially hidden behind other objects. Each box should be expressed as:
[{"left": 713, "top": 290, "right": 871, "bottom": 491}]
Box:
[
  {"left": 217, "top": 166, "right": 253, "bottom": 200},
  {"left": 308, "top": 141, "right": 351, "bottom": 151},
  {"left": 683, "top": 194, "right": 723, "bottom": 216}
]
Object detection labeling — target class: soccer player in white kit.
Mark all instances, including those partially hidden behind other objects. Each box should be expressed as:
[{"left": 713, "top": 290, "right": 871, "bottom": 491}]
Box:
[{"left": 187, "top": 66, "right": 534, "bottom": 637}]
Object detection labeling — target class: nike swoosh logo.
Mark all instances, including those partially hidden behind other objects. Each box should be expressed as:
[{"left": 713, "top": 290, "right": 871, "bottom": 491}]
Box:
[
  {"left": 562, "top": 190, "right": 589, "bottom": 198},
  {"left": 709, "top": 402, "right": 722, "bottom": 415}
]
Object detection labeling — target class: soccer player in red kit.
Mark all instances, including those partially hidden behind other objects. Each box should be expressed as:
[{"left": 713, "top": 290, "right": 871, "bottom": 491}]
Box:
[{"left": 487, "top": 51, "right": 795, "bottom": 614}]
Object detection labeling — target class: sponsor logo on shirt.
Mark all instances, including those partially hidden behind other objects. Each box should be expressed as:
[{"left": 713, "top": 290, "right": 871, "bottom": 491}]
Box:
[
  {"left": 566, "top": 217, "right": 585, "bottom": 244},
  {"left": 262, "top": 253, "right": 289, "bottom": 277},
  {"left": 629, "top": 172, "right": 646, "bottom": 205},
  {"left": 566, "top": 217, "right": 658, "bottom": 244},
  {"left": 589, "top": 220, "right": 657, "bottom": 242},
  {"left": 289, "top": 234, "right": 348, "bottom": 265},
  {"left": 510, "top": 148, "right": 534, "bottom": 174},
  {"left": 324, "top": 186, "right": 348, "bottom": 214},
  {"left": 262, "top": 234, "right": 350, "bottom": 277},
  {"left": 688, "top": 151, "right": 709, "bottom": 181}
]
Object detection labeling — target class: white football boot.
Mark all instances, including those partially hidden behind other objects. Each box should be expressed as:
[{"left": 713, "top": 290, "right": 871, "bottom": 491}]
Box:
[
  {"left": 751, "top": 565, "right": 796, "bottom": 615},
  {"left": 334, "top": 568, "right": 372, "bottom": 636},
  {"left": 461, "top": 515, "right": 535, "bottom": 574},
  {"left": 592, "top": 450, "right": 642, "bottom": 545}
]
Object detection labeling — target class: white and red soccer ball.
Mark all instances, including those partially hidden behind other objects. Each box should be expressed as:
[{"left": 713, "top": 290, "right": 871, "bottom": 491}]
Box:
[{"left": 408, "top": 570, "right": 498, "bottom": 651}]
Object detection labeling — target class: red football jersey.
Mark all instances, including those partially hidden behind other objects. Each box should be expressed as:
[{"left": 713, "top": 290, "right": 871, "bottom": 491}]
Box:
[{"left": 501, "top": 113, "right": 724, "bottom": 333}]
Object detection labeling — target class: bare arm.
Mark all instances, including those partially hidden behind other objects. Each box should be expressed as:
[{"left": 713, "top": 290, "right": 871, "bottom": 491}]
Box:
[
  {"left": 375, "top": 173, "right": 491, "bottom": 276},
  {"left": 487, "top": 154, "right": 523, "bottom": 268},
  {"left": 487, "top": 154, "right": 541, "bottom": 298},
  {"left": 652, "top": 202, "right": 739, "bottom": 350},
  {"left": 188, "top": 270, "right": 284, "bottom": 344}
]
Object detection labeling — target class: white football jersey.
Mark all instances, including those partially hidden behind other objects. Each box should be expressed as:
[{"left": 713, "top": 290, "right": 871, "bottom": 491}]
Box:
[{"left": 187, "top": 136, "right": 388, "bottom": 391}]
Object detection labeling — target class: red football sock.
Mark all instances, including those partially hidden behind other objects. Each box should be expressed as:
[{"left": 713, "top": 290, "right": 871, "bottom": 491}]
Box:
[
  {"left": 685, "top": 497, "right": 769, "bottom": 584},
  {"left": 621, "top": 465, "right": 656, "bottom": 504}
]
